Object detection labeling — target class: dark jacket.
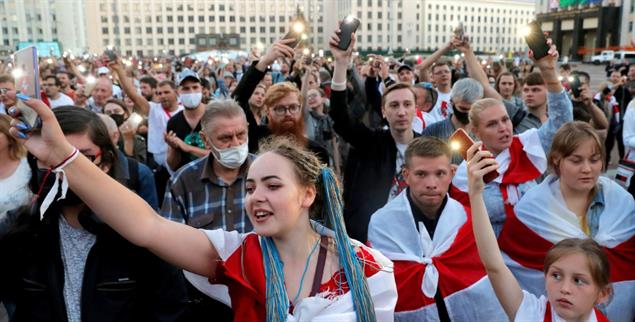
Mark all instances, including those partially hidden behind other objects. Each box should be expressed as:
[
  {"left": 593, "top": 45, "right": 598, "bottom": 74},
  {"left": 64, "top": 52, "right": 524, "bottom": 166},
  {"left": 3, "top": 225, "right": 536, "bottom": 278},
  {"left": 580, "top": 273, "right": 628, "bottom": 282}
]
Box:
[
  {"left": 329, "top": 89, "right": 419, "bottom": 242},
  {"left": 233, "top": 63, "right": 329, "bottom": 164},
  {"left": 0, "top": 207, "right": 188, "bottom": 322}
]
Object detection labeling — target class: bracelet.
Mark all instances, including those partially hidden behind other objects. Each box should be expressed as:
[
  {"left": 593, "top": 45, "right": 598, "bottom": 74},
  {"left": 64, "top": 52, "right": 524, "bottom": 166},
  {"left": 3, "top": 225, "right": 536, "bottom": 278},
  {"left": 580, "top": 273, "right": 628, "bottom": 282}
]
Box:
[
  {"left": 331, "top": 80, "right": 347, "bottom": 91},
  {"left": 52, "top": 148, "right": 79, "bottom": 171}
]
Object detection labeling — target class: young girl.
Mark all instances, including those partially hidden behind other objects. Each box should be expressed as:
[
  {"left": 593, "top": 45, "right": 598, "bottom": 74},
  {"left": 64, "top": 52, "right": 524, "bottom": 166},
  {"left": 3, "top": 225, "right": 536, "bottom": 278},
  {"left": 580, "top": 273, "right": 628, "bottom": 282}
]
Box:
[
  {"left": 6, "top": 94, "right": 397, "bottom": 322},
  {"left": 498, "top": 122, "right": 635, "bottom": 321},
  {"left": 465, "top": 142, "right": 613, "bottom": 322}
]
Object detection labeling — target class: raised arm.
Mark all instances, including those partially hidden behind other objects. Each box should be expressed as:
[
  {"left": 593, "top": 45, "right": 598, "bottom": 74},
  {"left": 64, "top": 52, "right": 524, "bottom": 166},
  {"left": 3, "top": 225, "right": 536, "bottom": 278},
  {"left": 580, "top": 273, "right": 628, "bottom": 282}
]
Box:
[
  {"left": 63, "top": 56, "right": 87, "bottom": 85},
  {"left": 453, "top": 37, "right": 502, "bottom": 100},
  {"left": 109, "top": 57, "right": 150, "bottom": 115},
  {"left": 466, "top": 143, "right": 523, "bottom": 321},
  {"left": 419, "top": 41, "right": 453, "bottom": 71},
  {"left": 8, "top": 95, "right": 217, "bottom": 278},
  {"left": 534, "top": 40, "right": 573, "bottom": 153},
  {"left": 329, "top": 28, "right": 375, "bottom": 150}
]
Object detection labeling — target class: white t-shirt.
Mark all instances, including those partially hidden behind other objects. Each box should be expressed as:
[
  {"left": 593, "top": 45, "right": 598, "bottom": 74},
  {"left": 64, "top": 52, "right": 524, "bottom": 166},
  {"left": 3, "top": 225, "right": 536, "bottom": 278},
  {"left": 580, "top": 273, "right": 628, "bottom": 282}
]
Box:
[
  {"left": 514, "top": 290, "right": 599, "bottom": 322},
  {"left": 411, "top": 110, "right": 437, "bottom": 134},
  {"left": 147, "top": 102, "right": 183, "bottom": 167},
  {"left": 49, "top": 93, "right": 75, "bottom": 109},
  {"left": 0, "top": 157, "right": 32, "bottom": 216},
  {"left": 427, "top": 89, "right": 453, "bottom": 125}
]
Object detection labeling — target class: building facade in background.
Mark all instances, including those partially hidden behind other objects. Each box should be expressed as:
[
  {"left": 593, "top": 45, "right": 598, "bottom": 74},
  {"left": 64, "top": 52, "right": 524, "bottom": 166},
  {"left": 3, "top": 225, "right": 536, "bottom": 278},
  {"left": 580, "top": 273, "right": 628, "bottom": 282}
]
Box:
[
  {"left": 535, "top": 0, "right": 626, "bottom": 61},
  {"left": 0, "top": 0, "right": 87, "bottom": 55},
  {"left": 2, "top": 0, "right": 534, "bottom": 57}
]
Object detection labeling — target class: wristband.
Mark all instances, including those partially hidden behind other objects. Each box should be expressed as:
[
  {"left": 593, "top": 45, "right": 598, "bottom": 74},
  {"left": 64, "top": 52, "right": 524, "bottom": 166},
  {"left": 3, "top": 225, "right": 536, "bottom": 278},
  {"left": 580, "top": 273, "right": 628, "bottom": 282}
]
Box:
[
  {"left": 39, "top": 148, "right": 80, "bottom": 218},
  {"left": 331, "top": 80, "right": 347, "bottom": 91}
]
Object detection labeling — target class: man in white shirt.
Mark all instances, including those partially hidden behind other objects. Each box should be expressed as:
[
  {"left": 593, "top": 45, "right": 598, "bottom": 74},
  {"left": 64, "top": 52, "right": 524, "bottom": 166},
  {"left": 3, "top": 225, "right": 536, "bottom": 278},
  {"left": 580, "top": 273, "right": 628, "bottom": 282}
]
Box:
[{"left": 43, "top": 75, "right": 74, "bottom": 108}]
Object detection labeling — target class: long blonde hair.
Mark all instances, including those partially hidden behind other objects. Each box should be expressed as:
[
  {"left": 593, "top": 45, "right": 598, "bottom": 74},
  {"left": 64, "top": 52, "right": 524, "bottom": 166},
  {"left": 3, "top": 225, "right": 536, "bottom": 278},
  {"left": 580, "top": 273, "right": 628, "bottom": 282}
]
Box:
[{"left": 0, "top": 114, "right": 26, "bottom": 160}]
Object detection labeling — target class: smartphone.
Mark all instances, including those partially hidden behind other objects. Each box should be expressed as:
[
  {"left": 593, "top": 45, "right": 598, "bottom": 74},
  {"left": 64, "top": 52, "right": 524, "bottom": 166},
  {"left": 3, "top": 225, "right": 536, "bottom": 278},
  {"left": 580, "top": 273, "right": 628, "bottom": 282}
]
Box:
[
  {"left": 524, "top": 21, "right": 550, "bottom": 60},
  {"left": 453, "top": 22, "right": 465, "bottom": 41},
  {"left": 104, "top": 48, "right": 118, "bottom": 63},
  {"left": 448, "top": 128, "right": 499, "bottom": 183},
  {"left": 337, "top": 16, "right": 361, "bottom": 50},
  {"left": 13, "top": 46, "right": 41, "bottom": 130},
  {"left": 569, "top": 75, "right": 581, "bottom": 98},
  {"left": 304, "top": 56, "right": 312, "bottom": 65},
  {"left": 283, "top": 22, "right": 305, "bottom": 48}
]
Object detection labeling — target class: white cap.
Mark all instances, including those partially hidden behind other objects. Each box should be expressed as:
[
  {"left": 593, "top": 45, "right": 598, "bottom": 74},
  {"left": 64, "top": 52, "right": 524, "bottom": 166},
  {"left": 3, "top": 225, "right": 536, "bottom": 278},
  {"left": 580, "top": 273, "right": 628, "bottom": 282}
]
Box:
[{"left": 97, "top": 67, "right": 109, "bottom": 75}]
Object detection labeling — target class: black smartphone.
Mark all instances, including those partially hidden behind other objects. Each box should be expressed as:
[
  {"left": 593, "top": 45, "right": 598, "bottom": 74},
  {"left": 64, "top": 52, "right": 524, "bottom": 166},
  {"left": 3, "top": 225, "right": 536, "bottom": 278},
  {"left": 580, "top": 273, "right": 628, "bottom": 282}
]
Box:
[
  {"left": 337, "top": 16, "right": 361, "bottom": 50},
  {"left": 104, "top": 48, "right": 118, "bottom": 63},
  {"left": 524, "top": 21, "right": 550, "bottom": 60},
  {"left": 454, "top": 22, "right": 465, "bottom": 41},
  {"left": 569, "top": 75, "right": 581, "bottom": 98}
]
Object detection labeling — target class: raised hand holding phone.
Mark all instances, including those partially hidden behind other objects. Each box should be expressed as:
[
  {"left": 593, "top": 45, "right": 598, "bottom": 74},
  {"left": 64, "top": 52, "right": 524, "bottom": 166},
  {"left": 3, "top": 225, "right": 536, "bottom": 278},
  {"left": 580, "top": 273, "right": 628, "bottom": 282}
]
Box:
[
  {"left": 449, "top": 128, "right": 499, "bottom": 183},
  {"left": 7, "top": 92, "right": 74, "bottom": 167}
]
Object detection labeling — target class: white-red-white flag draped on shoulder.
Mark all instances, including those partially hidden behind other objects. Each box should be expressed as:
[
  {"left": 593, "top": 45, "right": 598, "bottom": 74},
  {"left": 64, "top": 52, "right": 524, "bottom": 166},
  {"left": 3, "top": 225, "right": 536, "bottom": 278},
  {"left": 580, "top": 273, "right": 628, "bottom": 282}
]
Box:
[
  {"left": 368, "top": 191, "right": 506, "bottom": 322},
  {"left": 499, "top": 175, "right": 635, "bottom": 322},
  {"left": 451, "top": 128, "right": 547, "bottom": 211}
]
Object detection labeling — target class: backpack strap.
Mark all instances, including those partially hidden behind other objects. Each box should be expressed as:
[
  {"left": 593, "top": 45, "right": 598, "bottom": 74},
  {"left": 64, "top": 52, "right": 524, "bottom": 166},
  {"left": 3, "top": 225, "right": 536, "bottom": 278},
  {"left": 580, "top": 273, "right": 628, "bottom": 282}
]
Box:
[{"left": 309, "top": 236, "right": 329, "bottom": 297}]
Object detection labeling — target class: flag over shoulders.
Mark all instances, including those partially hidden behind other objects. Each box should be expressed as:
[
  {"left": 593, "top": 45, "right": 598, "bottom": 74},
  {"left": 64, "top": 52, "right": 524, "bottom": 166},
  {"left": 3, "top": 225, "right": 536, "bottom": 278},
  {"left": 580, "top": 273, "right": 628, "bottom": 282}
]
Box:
[
  {"left": 499, "top": 175, "right": 635, "bottom": 322},
  {"left": 368, "top": 191, "right": 506, "bottom": 321}
]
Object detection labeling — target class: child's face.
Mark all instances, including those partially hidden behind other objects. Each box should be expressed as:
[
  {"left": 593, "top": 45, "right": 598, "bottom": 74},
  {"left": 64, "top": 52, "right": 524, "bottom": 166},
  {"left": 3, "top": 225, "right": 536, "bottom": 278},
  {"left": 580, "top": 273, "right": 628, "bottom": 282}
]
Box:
[{"left": 545, "top": 252, "right": 609, "bottom": 320}]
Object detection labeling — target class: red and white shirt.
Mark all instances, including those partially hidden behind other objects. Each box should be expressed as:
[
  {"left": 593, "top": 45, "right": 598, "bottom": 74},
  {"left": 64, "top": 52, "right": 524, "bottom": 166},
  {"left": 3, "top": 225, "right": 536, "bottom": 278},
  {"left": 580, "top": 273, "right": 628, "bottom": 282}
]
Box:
[
  {"left": 186, "top": 225, "right": 398, "bottom": 322},
  {"left": 515, "top": 290, "right": 609, "bottom": 322}
]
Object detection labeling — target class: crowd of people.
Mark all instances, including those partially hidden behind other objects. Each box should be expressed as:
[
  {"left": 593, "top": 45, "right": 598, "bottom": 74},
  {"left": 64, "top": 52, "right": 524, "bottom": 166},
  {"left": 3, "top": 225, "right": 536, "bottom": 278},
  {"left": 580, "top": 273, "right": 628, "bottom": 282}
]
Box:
[{"left": 0, "top": 23, "right": 634, "bottom": 322}]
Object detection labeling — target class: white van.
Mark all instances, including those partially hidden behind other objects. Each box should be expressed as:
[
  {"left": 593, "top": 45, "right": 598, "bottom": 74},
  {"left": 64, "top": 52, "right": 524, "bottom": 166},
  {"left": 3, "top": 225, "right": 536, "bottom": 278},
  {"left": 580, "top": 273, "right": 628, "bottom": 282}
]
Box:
[{"left": 591, "top": 50, "right": 635, "bottom": 64}]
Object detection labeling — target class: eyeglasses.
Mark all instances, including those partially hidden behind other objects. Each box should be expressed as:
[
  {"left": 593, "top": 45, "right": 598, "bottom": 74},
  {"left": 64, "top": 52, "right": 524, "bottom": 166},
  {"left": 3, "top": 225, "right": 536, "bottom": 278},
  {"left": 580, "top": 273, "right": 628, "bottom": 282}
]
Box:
[
  {"left": 0, "top": 88, "right": 9, "bottom": 95},
  {"left": 307, "top": 93, "right": 319, "bottom": 99},
  {"left": 272, "top": 104, "right": 301, "bottom": 116},
  {"left": 83, "top": 150, "right": 102, "bottom": 163}
]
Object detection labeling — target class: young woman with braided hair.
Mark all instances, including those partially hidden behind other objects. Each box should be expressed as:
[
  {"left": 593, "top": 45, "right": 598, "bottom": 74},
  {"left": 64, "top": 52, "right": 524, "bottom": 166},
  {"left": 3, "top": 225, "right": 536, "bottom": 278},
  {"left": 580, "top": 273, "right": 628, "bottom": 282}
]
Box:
[{"left": 6, "top": 93, "right": 397, "bottom": 322}]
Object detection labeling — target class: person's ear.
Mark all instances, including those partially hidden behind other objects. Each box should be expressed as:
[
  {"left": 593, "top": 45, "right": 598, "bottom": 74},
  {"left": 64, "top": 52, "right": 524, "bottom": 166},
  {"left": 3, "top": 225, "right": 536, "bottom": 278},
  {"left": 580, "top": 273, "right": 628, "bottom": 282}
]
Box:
[
  {"left": 595, "top": 285, "right": 613, "bottom": 306},
  {"left": 301, "top": 184, "right": 317, "bottom": 209},
  {"left": 199, "top": 130, "right": 210, "bottom": 149},
  {"left": 403, "top": 166, "right": 411, "bottom": 186},
  {"left": 470, "top": 126, "right": 479, "bottom": 138},
  {"left": 450, "top": 164, "right": 457, "bottom": 179}
]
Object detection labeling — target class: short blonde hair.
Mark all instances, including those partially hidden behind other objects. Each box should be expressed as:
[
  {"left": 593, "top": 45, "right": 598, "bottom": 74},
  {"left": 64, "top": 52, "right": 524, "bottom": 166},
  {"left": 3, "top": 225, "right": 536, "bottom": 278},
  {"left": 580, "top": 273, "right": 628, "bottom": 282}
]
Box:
[
  {"left": 468, "top": 98, "right": 504, "bottom": 128},
  {"left": 0, "top": 114, "right": 26, "bottom": 160}
]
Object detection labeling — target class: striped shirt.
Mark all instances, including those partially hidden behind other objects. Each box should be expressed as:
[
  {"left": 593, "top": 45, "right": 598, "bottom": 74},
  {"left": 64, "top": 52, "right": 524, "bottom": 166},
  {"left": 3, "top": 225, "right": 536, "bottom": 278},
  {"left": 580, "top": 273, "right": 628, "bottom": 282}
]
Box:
[{"left": 160, "top": 153, "right": 255, "bottom": 232}]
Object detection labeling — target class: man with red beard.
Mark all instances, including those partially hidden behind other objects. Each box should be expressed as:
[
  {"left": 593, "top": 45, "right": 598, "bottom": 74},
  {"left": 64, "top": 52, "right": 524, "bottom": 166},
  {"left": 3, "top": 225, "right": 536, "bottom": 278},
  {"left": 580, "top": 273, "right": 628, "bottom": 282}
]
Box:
[{"left": 233, "top": 39, "right": 329, "bottom": 164}]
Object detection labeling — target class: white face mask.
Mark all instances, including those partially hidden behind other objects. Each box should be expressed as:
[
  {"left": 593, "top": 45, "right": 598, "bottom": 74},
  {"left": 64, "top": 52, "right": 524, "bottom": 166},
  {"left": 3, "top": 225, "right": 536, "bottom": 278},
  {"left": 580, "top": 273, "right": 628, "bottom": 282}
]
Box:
[
  {"left": 180, "top": 92, "right": 202, "bottom": 109},
  {"left": 211, "top": 141, "right": 249, "bottom": 169}
]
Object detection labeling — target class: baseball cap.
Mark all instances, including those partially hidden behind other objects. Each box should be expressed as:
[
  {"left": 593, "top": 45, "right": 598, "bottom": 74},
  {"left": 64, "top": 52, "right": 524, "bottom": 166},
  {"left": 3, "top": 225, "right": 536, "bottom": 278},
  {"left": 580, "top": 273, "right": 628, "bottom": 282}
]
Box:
[
  {"left": 97, "top": 67, "right": 110, "bottom": 75},
  {"left": 178, "top": 69, "right": 201, "bottom": 86},
  {"left": 397, "top": 63, "right": 413, "bottom": 73},
  {"left": 415, "top": 82, "right": 438, "bottom": 107}
]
